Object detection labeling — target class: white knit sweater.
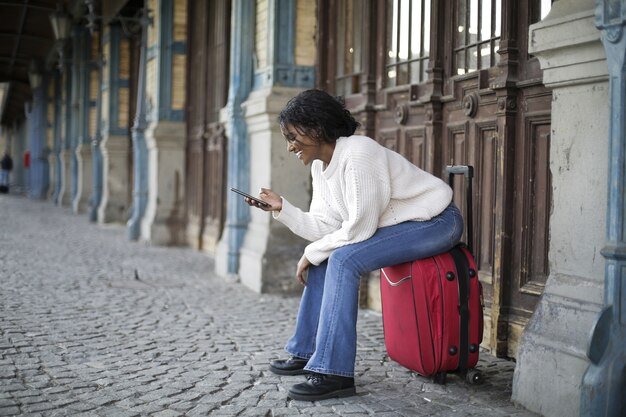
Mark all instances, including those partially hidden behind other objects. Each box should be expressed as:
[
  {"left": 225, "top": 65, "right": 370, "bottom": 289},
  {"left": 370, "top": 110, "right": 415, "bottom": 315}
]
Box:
[{"left": 274, "top": 135, "right": 453, "bottom": 265}]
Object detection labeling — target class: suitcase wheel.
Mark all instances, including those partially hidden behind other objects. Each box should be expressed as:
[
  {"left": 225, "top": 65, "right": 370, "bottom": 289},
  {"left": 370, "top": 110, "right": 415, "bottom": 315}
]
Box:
[
  {"left": 465, "top": 369, "right": 482, "bottom": 385},
  {"left": 433, "top": 372, "right": 447, "bottom": 385}
]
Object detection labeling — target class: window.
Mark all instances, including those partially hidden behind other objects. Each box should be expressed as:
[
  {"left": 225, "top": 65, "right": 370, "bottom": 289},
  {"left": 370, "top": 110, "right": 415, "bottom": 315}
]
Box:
[
  {"left": 386, "top": 0, "right": 431, "bottom": 87},
  {"left": 455, "top": 0, "right": 501, "bottom": 75},
  {"left": 335, "top": 0, "right": 364, "bottom": 96}
]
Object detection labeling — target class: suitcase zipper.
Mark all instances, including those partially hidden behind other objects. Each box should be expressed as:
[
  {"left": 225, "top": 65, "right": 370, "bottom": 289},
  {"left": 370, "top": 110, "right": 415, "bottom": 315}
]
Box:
[{"left": 381, "top": 268, "right": 412, "bottom": 286}]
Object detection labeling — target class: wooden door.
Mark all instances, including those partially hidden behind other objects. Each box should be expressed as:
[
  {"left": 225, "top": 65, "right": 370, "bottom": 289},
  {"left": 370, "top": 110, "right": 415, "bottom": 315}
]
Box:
[
  {"left": 185, "top": 0, "right": 230, "bottom": 253},
  {"left": 317, "top": 0, "right": 553, "bottom": 358},
  {"left": 437, "top": 0, "right": 553, "bottom": 358},
  {"left": 499, "top": 0, "right": 553, "bottom": 358}
]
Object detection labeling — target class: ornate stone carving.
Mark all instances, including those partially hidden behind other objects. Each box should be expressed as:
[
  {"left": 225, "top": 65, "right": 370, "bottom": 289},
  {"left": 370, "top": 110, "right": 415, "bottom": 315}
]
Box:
[
  {"left": 394, "top": 104, "right": 409, "bottom": 125},
  {"left": 204, "top": 122, "right": 226, "bottom": 151},
  {"left": 463, "top": 92, "right": 479, "bottom": 118},
  {"left": 605, "top": 25, "right": 623, "bottom": 43},
  {"left": 497, "top": 96, "right": 517, "bottom": 112}
]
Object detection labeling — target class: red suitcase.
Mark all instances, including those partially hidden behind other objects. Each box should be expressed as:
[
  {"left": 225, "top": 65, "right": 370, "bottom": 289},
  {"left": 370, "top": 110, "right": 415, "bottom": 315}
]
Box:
[{"left": 380, "top": 165, "right": 484, "bottom": 384}]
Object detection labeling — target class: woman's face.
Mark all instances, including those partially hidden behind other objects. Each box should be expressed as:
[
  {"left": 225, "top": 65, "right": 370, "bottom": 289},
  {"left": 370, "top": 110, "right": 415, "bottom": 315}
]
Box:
[{"left": 281, "top": 124, "right": 324, "bottom": 166}]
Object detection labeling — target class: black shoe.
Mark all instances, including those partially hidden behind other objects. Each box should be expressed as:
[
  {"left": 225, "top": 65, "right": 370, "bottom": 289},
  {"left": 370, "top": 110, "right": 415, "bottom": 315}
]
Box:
[
  {"left": 269, "top": 356, "right": 308, "bottom": 375},
  {"left": 288, "top": 373, "right": 356, "bottom": 401}
]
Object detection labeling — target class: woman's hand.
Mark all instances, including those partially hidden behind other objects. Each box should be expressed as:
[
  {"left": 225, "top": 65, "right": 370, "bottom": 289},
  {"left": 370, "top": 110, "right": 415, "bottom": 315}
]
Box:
[
  {"left": 243, "top": 187, "right": 283, "bottom": 212},
  {"left": 296, "top": 254, "right": 311, "bottom": 286}
]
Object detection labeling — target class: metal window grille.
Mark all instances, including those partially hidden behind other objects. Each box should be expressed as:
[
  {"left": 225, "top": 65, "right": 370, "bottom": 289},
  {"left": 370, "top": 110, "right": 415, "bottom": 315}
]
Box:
[
  {"left": 385, "top": 0, "right": 431, "bottom": 87},
  {"left": 454, "top": 0, "right": 501, "bottom": 75},
  {"left": 335, "top": 0, "right": 364, "bottom": 96}
]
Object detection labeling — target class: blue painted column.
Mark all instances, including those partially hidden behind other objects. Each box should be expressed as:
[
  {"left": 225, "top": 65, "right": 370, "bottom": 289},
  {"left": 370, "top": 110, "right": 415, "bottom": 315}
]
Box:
[
  {"left": 89, "top": 35, "right": 103, "bottom": 223},
  {"left": 73, "top": 27, "right": 94, "bottom": 213},
  {"left": 41, "top": 74, "right": 50, "bottom": 198},
  {"left": 134, "top": 0, "right": 187, "bottom": 245},
  {"left": 157, "top": 0, "right": 184, "bottom": 122},
  {"left": 24, "top": 102, "right": 33, "bottom": 195},
  {"left": 26, "top": 75, "right": 48, "bottom": 199},
  {"left": 59, "top": 60, "right": 73, "bottom": 207},
  {"left": 11, "top": 121, "right": 26, "bottom": 191},
  {"left": 224, "top": 0, "right": 255, "bottom": 274},
  {"left": 127, "top": 10, "right": 152, "bottom": 240},
  {"left": 231, "top": 0, "right": 315, "bottom": 293},
  {"left": 581, "top": 1, "right": 626, "bottom": 416},
  {"left": 70, "top": 27, "right": 81, "bottom": 202},
  {"left": 253, "top": 0, "right": 315, "bottom": 90},
  {"left": 52, "top": 71, "right": 62, "bottom": 203}
]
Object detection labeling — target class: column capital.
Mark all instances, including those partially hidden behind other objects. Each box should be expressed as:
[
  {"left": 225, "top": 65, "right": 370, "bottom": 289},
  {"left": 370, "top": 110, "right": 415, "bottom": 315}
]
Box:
[
  {"left": 595, "top": 0, "right": 626, "bottom": 34},
  {"left": 529, "top": 2, "right": 607, "bottom": 87}
]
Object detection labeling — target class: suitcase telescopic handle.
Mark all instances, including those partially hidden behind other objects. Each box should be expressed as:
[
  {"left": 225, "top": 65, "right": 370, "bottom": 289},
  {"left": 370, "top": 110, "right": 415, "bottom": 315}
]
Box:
[
  {"left": 446, "top": 165, "right": 473, "bottom": 179},
  {"left": 446, "top": 165, "right": 474, "bottom": 254}
]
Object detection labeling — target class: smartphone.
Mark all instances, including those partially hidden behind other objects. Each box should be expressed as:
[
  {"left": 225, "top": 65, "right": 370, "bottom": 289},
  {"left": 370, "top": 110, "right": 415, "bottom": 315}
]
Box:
[{"left": 230, "top": 187, "right": 271, "bottom": 208}]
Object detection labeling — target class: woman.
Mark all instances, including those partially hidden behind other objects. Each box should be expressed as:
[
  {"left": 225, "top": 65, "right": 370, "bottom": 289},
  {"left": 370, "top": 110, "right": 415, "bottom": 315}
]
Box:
[{"left": 244, "top": 89, "right": 463, "bottom": 401}]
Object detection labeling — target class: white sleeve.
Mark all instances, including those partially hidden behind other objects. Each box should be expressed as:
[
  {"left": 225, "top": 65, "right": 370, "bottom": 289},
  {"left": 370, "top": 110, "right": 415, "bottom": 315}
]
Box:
[
  {"left": 272, "top": 165, "right": 342, "bottom": 241},
  {"left": 272, "top": 195, "right": 342, "bottom": 242}
]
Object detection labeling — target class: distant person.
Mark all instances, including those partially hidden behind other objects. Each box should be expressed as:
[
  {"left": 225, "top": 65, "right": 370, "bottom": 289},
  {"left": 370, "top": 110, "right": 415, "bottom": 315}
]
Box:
[
  {"left": 23, "top": 149, "right": 30, "bottom": 193},
  {"left": 0, "top": 152, "right": 13, "bottom": 193}
]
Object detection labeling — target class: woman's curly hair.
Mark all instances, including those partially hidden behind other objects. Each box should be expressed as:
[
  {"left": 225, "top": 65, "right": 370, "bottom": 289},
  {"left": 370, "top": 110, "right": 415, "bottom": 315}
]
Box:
[{"left": 278, "top": 89, "right": 360, "bottom": 144}]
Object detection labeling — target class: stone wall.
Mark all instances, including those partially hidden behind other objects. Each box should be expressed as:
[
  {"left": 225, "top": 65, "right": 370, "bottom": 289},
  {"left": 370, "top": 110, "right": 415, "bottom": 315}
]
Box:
[{"left": 512, "top": 2, "right": 608, "bottom": 416}]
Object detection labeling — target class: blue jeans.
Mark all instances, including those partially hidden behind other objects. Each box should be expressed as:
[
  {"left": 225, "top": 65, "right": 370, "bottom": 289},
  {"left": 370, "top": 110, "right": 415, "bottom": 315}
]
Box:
[
  {"left": 0, "top": 170, "right": 9, "bottom": 186},
  {"left": 284, "top": 203, "right": 464, "bottom": 377}
]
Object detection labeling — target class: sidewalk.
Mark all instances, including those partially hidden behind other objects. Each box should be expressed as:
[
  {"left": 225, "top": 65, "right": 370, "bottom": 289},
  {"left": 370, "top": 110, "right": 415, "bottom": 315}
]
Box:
[{"left": 0, "top": 194, "right": 539, "bottom": 417}]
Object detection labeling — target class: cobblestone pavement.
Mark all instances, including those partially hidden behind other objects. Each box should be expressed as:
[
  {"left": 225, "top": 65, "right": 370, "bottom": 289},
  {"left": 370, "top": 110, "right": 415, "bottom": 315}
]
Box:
[{"left": 0, "top": 195, "right": 539, "bottom": 417}]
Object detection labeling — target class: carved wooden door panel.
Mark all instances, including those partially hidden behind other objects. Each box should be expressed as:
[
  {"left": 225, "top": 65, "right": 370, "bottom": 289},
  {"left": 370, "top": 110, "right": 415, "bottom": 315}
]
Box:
[
  {"left": 185, "top": 0, "right": 230, "bottom": 253},
  {"left": 318, "top": 0, "right": 553, "bottom": 358},
  {"left": 398, "top": 0, "right": 553, "bottom": 358},
  {"left": 385, "top": 0, "right": 553, "bottom": 358},
  {"left": 439, "top": 0, "right": 553, "bottom": 358},
  {"left": 499, "top": 0, "right": 553, "bottom": 358},
  {"left": 437, "top": 0, "right": 503, "bottom": 356}
]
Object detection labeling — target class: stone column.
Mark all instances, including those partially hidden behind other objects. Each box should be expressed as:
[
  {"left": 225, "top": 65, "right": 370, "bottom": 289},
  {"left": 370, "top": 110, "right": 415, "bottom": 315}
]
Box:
[
  {"left": 73, "top": 29, "right": 93, "bottom": 214},
  {"left": 12, "top": 124, "right": 27, "bottom": 193},
  {"left": 237, "top": 86, "right": 310, "bottom": 293},
  {"left": 89, "top": 33, "right": 104, "bottom": 223},
  {"left": 141, "top": 120, "right": 186, "bottom": 245},
  {"left": 215, "top": 0, "right": 256, "bottom": 279},
  {"left": 57, "top": 62, "right": 72, "bottom": 207},
  {"left": 73, "top": 143, "right": 93, "bottom": 213},
  {"left": 68, "top": 27, "right": 82, "bottom": 207},
  {"left": 126, "top": 12, "right": 149, "bottom": 241},
  {"left": 59, "top": 147, "right": 73, "bottom": 207},
  {"left": 580, "top": 0, "right": 626, "bottom": 415},
  {"left": 26, "top": 70, "right": 49, "bottom": 200},
  {"left": 138, "top": 0, "right": 187, "bottom": 246},
  {"left": 98, "top": 24, "right": 132, "bottom": 224},
  {"left": 98, "top": 136, "right": 130, "bottom": 223},
  {"left": 47, "top": 153, "right": 56, "bottom": 200},
  {"left": 512, "top": 1, "right": 608, "bottom": 416},
  {"left": 51, "top": 71, "right": 63, "bottom": 204},
  {"left": 75, "top": 49, "right": 94, "bottom": 214},
  {"left": 220, "top": 0, "right": 316, "bottom": 293}
]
